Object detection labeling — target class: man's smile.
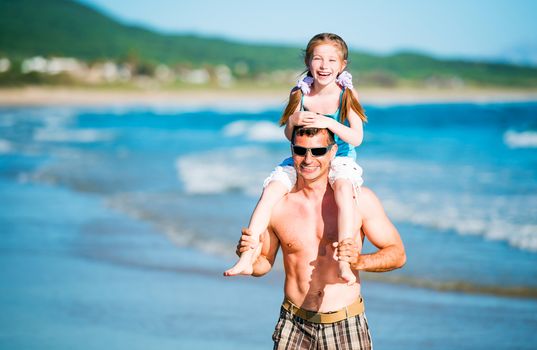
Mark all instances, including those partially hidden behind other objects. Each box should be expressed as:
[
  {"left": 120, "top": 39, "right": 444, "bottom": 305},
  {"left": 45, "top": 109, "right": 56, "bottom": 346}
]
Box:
[{"left": 299, "top": 164, "right": 320, "bottom": 173}]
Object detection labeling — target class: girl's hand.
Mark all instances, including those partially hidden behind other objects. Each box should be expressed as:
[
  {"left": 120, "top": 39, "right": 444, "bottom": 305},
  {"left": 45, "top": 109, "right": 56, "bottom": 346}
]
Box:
[
  {"left": 306, "top": 114, "right": 334, "bottom": 129},
  {"left": 290, "top": 111, "right": 318, "bottom": 126}
]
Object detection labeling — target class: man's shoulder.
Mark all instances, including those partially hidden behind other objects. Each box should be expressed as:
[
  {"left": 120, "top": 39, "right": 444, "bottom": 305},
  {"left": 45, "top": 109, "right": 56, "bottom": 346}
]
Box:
[
  {"left": 273, "top": 190, "right": 302, "bottom": 212},
  {"left": 358, "top": 187, "right": 383, "bottom": 215},
  {"left": 268, "top": 192, "right": 302, "bottom": 235},
  {"left": 359, "top": 186, "right": 377, "bottom": 202},
  {"left": 271, "top": 190, "right": 313, "bottom": 225}
]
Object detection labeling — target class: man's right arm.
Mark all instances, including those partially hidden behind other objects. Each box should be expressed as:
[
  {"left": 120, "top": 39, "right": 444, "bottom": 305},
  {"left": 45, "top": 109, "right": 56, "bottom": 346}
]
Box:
[
  {"left": 337, "top": 187, "right": 406, "bottom": 272},
  {"left": 241, "top": 228, "right": 280, "bottom": 277}
]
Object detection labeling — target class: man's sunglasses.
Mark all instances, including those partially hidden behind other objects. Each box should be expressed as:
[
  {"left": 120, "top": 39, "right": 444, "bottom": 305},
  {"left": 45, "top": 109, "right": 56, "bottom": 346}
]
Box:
[{"left": 292, "top": 144, "right": 334, "bottom": 157}]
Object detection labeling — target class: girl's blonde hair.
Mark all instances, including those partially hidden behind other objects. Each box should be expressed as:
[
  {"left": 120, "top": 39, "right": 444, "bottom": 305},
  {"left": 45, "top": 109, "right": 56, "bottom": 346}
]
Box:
[{"left": 279, "top": 33, "right": 367, "bottom": 126}]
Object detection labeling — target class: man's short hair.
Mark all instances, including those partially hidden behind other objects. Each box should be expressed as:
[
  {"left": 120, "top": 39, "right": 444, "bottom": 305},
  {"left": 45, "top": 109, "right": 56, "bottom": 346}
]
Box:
[{"left": 291, "top": 126, "right": 335, "bottom": 145}]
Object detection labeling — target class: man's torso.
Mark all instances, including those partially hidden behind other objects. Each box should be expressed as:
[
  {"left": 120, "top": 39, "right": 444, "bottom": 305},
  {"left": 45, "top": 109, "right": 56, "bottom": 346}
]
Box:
[{"left": 270, "top": 185, "right": 363, "bottom": 312}]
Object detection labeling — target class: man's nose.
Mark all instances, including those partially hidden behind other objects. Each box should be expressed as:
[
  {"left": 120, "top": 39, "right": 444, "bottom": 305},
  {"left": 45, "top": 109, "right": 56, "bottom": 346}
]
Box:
[{"left": 304, "top": 150, "right": 314, "bottom": 162}]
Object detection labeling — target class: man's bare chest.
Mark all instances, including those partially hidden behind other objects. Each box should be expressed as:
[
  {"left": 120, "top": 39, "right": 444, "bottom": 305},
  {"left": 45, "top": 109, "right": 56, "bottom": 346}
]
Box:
[{"left": 272, "top": 205, "right": 339, "bottom": 254}]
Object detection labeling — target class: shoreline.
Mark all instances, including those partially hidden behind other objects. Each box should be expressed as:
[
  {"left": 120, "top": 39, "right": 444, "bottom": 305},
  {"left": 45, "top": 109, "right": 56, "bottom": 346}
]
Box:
[{"left": 1, "top": 86, "right": 537, "bottom": 109}]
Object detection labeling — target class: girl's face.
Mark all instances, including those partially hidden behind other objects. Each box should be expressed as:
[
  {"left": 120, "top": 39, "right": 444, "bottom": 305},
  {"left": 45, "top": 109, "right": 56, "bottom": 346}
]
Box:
[{"left": 308, "top": 43, "right": 347, "bottom": 88}]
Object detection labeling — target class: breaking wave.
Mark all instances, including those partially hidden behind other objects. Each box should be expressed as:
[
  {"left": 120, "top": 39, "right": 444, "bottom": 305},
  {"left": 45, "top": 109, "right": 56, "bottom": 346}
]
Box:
[
  {"left": 34, "top": 128, "right": 114, "bottom": 143},
  {"left": 0, "top": 139, "right": 13, "bottom": 154},
  {"left": 381, "top": 192, "right": 537, "bottom": 252},
  {"left": 504, "top": 130, "right": 537, "bottom": 148},
  {"left": 175, "top": 146, "right": 280, "bottom": 195},
  {"left": 222, "top": 120, "right": 285, "bottom": 142}
]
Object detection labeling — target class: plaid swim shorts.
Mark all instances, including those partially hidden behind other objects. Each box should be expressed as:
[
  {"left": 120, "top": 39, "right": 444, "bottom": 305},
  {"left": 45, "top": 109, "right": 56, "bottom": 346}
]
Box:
[{"left": 272, "top": 306, "right": 372, "bottom": 350}]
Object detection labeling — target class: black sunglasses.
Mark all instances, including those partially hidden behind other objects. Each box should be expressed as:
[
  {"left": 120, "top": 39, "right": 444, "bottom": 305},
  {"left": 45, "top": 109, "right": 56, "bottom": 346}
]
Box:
[{"left": 292, "top": 144, "right": 334, "bottom": 157}]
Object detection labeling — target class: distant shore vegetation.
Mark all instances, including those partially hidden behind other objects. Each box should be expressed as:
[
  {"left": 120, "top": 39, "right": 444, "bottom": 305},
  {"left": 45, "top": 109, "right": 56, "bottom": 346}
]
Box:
[
  {"left": 1, "top": 0, "right": 537, "bottom": 90},
  {"left": 1, "top": 54, "right": 536, "bottom": 91},
  {"left": 0, "top": 55, "right": 298, "bottom": 89}
]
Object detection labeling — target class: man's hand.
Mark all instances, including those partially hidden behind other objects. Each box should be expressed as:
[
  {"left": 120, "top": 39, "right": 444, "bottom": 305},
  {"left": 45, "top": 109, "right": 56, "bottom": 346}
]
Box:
[
  {"left": 235, "top": 228, "right": 264, "bottom": 257},
  {"left": 333, "top": 238, "right": 360, "bottom": 268}
]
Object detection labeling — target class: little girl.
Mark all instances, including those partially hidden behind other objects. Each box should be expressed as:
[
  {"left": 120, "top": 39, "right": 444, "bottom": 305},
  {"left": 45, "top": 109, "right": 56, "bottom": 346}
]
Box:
[{"left": 224, "top": 33, "right": 367, "bottom": 284}]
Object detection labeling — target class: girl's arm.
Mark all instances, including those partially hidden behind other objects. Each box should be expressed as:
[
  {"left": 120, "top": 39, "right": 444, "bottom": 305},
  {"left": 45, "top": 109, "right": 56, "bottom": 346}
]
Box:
[
  {"left": 299, "top": 115, "right": 363, "bottom": 146},
  {"left": 307, "top": 89, "right": 364, "bottom": 147},
  {"left": 325, "top": 113, "right": 363, "bottom": 147},
  {"left": 284, "top": 110, "right": 319, "bottom": 141},
  {"left": 331, "top": 88, "right": 363, "bottom": 146},
  {"left": 284, "top": 114, "right": 296, "bottom": 141}
]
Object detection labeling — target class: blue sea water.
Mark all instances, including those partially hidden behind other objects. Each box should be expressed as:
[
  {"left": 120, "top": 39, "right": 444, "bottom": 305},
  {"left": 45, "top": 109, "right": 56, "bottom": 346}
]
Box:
[{"left": 1, "top": 102, "right": 537, "bottom": 349}]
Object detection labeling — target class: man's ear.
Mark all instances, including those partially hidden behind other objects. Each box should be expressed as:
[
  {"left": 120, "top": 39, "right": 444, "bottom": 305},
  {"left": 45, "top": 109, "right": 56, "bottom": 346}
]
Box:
[{"left": 330, "top": 144, "right": 338, "bottom": 160}]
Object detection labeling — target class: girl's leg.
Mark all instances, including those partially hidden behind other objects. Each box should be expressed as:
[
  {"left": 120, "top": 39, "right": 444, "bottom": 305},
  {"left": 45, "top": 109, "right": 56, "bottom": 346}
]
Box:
[
  {"left": 224, "top": 181, "right": 288, "bottom": 276},
  {"left": 333, "top": 179, "right": 357, "bottom": 285}
]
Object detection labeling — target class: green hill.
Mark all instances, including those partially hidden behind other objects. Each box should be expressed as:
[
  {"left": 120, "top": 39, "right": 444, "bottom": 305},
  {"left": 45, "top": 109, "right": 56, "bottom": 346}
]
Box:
[
  {"left": 1, "top": 0, "right": 536, "bottom": 87},
  {"left": 0, "top": 0, "right": 303, "bottom": 74}
]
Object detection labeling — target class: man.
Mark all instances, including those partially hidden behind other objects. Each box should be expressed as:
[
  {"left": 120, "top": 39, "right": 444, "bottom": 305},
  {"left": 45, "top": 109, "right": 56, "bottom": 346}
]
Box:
[{"left": 236, "top": 127, "right": 406, "bottom": 349}]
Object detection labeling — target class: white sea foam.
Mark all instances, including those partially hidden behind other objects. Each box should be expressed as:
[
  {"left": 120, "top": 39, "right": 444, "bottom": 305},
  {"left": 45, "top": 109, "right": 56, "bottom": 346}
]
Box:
[
  {"left": 106, "top": 192, "right": 287, "bottom": 272},
  {"left": 107, "top": 193, "right": 287, "bottom": 274},
  {"left": 15, "top": 108, "right": 113, "bottom": 143},
  {"left": 381, "top": 190, "right": 537, "bottom": 252},
  {"left": 34, "top": 128, "right": 114, "bottom": 143},
  {"left": 175, "top": 148, "right": 537, "bottom": 252},
  {"left": 223, "top": 120, "right": 285, "bottom": 142},
  {"left": 105, "top": 193, "right": 236, "bottom": 258},
  {"left": 176, "top": 146, "right": 278, "bottom": 195},
  {"left": 0, "top": 139, "right": 13, "bottom": 153},
  {"left": 360, "top": 157, "right": 537, "bottom": 252},
  {"left": 161, "top": 225, "right": 235, "bottom": 257},
  {"left": 504, "top": 130, "right": 537, "bottom": 148}
]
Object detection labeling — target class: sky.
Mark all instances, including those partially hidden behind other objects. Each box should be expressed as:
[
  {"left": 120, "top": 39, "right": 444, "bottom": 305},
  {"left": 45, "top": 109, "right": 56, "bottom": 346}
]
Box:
[{"left": 79, "top": 0, "right": 537, "bottom": 64}]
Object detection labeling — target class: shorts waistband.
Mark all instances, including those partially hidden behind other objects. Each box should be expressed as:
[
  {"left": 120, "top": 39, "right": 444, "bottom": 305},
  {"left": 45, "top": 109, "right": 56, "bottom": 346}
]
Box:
[{"left": 282, "top": 297, "right": 364, "bottom": 324}]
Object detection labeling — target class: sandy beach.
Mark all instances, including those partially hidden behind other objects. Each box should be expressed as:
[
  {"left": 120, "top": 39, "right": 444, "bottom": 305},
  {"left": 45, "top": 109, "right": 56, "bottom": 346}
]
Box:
[{"left": 1, "top": 86, "right": 537, "bottom": 108}]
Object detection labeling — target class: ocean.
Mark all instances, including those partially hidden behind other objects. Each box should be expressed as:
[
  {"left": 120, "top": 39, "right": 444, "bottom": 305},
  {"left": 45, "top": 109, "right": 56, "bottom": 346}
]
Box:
[{"left": 1, "top": 101, "right": 536, "bottom": 349}]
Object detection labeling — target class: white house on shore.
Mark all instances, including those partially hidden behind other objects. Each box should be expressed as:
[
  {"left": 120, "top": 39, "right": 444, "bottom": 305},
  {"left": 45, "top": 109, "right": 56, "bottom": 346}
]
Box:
[{"left": 0, "top": 58, "right": 10, "bottom": 73}]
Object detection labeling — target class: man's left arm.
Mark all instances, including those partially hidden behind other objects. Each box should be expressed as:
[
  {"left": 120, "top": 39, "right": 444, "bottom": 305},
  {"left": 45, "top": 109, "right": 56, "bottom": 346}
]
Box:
[{"left": 337, "top": 187, "right": 406, "bottom": 272}]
